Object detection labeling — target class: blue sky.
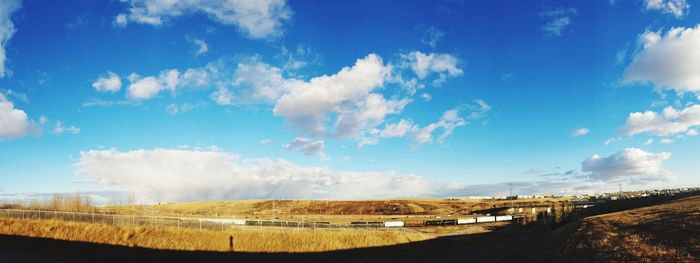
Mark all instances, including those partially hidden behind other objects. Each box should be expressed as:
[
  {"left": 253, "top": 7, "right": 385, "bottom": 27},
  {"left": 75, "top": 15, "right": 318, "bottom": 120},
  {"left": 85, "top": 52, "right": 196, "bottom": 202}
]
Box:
[{"left": 1, "top": 0, "right": 699, "bottom": 202}]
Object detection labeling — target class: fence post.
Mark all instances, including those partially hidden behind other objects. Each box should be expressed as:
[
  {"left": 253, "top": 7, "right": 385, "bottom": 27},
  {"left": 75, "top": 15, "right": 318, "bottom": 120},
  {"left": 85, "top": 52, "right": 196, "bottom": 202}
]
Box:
[{"left": 92, "top": 214, "right": 94, "bottom": 224}]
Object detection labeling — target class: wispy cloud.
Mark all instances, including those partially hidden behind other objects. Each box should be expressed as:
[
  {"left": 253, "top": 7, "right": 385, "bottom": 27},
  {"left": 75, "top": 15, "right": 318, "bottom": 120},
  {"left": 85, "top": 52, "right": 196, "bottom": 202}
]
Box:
[{"left": 539, "top": 7, "right": 578, "bottom": 38}]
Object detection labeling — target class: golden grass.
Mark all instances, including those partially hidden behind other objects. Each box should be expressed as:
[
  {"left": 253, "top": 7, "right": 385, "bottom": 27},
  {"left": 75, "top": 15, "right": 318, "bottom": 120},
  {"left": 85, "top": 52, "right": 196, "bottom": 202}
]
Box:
[
  {"left": 506, "top": 196, "right": 700, "bottom": 262},
  {"left": 0, "top": 218, "right": 433, "bottom": 253}
]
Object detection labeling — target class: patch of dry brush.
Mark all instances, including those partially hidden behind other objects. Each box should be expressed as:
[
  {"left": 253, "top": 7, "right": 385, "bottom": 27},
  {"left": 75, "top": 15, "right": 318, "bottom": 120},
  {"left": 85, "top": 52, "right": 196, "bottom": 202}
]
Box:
[{"left": 0, "top": 218, "right": 432, "bottom": 252}]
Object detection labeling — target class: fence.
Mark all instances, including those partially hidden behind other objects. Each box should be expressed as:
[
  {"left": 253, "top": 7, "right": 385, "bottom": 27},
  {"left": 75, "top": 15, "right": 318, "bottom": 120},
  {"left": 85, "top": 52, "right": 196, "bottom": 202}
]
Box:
[
  {"left": 0, "top": 209, "right": 388, "bottom": 231},
  {"left": 0, "top": 208, "right": 516, "bottom": 232}
]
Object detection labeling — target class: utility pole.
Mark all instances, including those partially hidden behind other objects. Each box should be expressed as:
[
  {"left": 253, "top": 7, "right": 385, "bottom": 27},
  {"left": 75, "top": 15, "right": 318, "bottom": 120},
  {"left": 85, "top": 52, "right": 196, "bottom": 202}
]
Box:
[
  {"left": 619, "top": 183, "right": 622, "bottom": 198},
  {"left": 509, "top": 183, "right": 513, "bottom": 197}
]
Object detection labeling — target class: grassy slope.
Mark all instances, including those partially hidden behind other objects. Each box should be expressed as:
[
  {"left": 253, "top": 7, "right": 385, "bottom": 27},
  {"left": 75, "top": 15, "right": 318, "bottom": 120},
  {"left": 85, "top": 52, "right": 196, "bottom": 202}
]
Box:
[
  {"left": 501, "top": 196, "right": 700, "bottom": 262},
  {"left": 0, "top": 218, "right": 433, "bottom": 253},
  {"left": 115, "top": 198, "right": 566, "bottom": 219}
]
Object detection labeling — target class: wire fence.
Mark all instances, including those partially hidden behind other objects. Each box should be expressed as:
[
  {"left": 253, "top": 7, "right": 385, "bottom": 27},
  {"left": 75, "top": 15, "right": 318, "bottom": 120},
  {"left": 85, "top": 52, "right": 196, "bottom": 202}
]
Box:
[{"left": 0, "top": 209, "right": 390, "bottom": 231}]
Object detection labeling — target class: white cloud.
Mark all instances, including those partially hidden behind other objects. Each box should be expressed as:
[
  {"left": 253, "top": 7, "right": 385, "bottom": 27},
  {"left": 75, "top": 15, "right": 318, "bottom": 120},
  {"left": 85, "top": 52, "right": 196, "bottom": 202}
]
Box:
[
  {"left": 619, "top": 104, "right": 700, "bottom": 136},
  {"left": 570, "top": 127, "right": 590, "bottom": 137},
  {"left": 0, "top": 93, "right": 31, "bottom": 140},
  {"left": 539, "top": 7, "right": 577, "bottom": 37},
  {"left": 284, "top": 137, "right": 325, "bottom": 157},
  {"left": 165, "top": 103, "right": 194, "bottom": 115},
  {"left": 115, "top": 0, "right": 292, "bottom": 39},
  {"left": 233, "top": 57, "right": 291, "bottom": 103},
  {"left": 273, "top": 54, "right": 393, "bottom": 137},
  {"left": 0, "top": 89, "right": 27, "bottom": 103},
  {"left": 191, "top": 38, "right": 208, "bottom": 56},
  {"left": 91, "top": 71, "right": 122, "bottom": 92},
  {"left": 687, "top": 129, "right": 698, "bottom": 136},
  {"left": 420, "top": 93, "right": 432, "bottom": 102},
  {"left": 210, "top": 86, "right": 234, "bottom": 105},
  {"left": 401, "top": 51, "right": 462, "bottom": 83},
  {"left": 113, "top": 13, "right": 127, "bottom": 27},
  {"left": 127, "top": 66, "right": 211, "bottom": 100},
  {"left": 0, "top": 0, "right": 21, "bottom": 78},
  {"left": 368, "top": 100, "right": 490, "bottom": 146},
  {"left": 644, "top": 0, "right": 689, "bottom": 17},
  {"left": 659, "top": 138, "right": 674, "bottom": 144},
  {"left": 623, "top": 25, "right": 700, "bottom": 96},
  {"left": 275, "top": 44, "right": 319, "bottom": 72},
  {"left": 644, "top": 138, "right": 655, "bottom": 145},
  {"left": 74, "top": 148, "right": 439, "bottom": 202},
  {"left": 604, "top": 136, "right": 622, "bottom": 146},
  {"left": 376, "top": 119, "right": 414, "bottom": 138},
  {"left": 50, "top": 121, "right": 80, "bottom": 135},
  {"left": 421, "top": 26, "right": 444, "bottom": 48},
  {"left": 581, "top": 148, "right": 673, "bottom": 182},
  {"left": 127, "top": 74, "right": 165, "bottom": 99},
  {"left": 259, "top": 138, "right": 271, "bottom": 144}
]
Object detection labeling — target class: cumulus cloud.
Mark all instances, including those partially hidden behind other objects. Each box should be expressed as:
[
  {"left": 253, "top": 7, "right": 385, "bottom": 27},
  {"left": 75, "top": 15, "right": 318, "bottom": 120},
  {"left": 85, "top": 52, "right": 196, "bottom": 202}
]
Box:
[
  {"left": 0, "top": 0, "right": 21, "bottom": 78},
  {"left": 284, "top": 137, "right": 325, "bottom": 156},
  {"left": 618, "top": 104, "right": 700, "bottom": 136},
  {"left": 273, "top": 54, "right": 393, "bottom": 137},
  {"left": 233, "top": 57, "right": 291, "bottom": 103},
  {"left": 539, "top": 7, "right": 577, "bottom": 37},
  {"left": 74, "top": 148, "right": 438, "bottom": 202},
  {"left": 91, "top": 71, "right": 122, "bottom": 92},
  {"left": 127, "top": 66, "right": 210, "bottom": 100},
  {"left": 210, "top": 86, "right": 234, "bottom": 105},
  {"left": 571, "top": 127, "right": 590, "bottom": 137},
  {"left": 115, "top": 0, "right": 292, "bottom": 39},
  {"left": 400, "top": 51, "right": 462, "bottom": 86},
  {"left": 581, "top": 148, "right": 673, "bottom": 182},
  {"left": 105, "top": 52, "right": 469, "bottom": 150},
  {"left": 0, "top": 93, "right": 31, "bottom": 140},
  {"left": 644, "top": 0, "right": 689, "bottom": 17},
  {"left": 623, "top": 25, "right": 700, "bottom": 96}
]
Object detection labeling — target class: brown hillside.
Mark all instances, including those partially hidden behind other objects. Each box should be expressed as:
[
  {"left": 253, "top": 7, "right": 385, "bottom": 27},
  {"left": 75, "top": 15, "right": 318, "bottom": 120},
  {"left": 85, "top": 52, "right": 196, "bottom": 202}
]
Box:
[{"left": 501, "top": 196, "right": 700, "bottom": 262}]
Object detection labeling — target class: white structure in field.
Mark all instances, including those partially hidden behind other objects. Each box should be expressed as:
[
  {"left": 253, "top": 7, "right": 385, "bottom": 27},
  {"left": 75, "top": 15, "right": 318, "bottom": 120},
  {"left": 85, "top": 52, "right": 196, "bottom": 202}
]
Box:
[
  {"left": 457, "top": 218, "right": 476, "bottom": 224},
  {"left": 476, "top": 216, "right": 495, "bottom": 223},
  {"left": 496, "top": 215, "right": 512, "bottom": 221},
  {"left": 384, "top": 221, "right": 404, "bottom": 227}
]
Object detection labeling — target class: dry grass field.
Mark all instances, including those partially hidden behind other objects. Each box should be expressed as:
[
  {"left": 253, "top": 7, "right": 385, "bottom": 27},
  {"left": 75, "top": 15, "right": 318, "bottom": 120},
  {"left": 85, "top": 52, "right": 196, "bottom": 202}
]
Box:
[
  {"left": 502, "top": 196, "right": 700, "bottom": 262},
  {"left": 99, "top": 198, "right": 567, "bottom": 224},
  {"left": 0, "top": 218, "right": 434, "bottom": 253}
]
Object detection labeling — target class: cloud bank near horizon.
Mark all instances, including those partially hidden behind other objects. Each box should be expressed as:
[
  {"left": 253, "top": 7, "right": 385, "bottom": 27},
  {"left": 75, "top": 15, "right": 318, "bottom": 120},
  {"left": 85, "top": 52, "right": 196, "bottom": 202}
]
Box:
[{"left": 71, "top": 147, "right": 676, "bottom": 203}]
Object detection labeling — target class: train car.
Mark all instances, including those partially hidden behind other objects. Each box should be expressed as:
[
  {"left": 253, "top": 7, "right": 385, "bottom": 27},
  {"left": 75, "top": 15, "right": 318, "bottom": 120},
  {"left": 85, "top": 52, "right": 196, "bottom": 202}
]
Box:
[
  {"left": 476, "top": 216, "right": 496, "bottom": 223},
  {"left": 457, "top": 218, "right": 476, "bottom": 224},
  {"left": 424, "top": 220, "right": 442, "bottom": 226},
  {"left": 441, "top": 219, "right": 457, "bottom": 226},
  {"left": 384, "top": 221, "right": 404, "bottom": 227}
]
